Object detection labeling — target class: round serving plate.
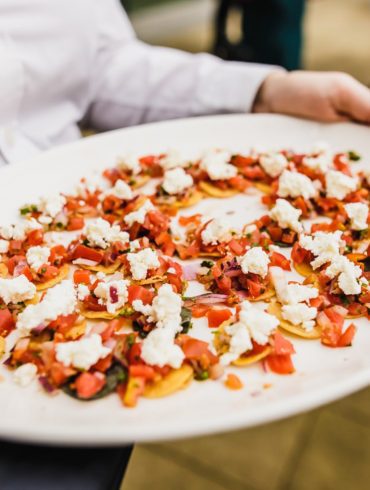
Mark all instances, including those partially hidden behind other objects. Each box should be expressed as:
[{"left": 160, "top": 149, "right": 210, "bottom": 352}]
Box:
[{"left": 0, "top": 114, "right": 369, "bottom": 446}]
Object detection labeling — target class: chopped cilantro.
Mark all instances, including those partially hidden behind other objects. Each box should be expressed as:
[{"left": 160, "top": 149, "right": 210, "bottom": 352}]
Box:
[
  {"left": 196, "top": 371, "right": 209, "bottom": 381},
  {"left": 348, "top": 151, "right": 361, "bottom": 161},
  {"left": 200, "top": 260, "right": 214, "bottom": 268}
]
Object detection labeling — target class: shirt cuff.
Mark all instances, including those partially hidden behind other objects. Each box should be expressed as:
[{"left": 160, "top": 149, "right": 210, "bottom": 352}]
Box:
[{"left": 192, "top": 54, "right": 285, "bottom": 115}]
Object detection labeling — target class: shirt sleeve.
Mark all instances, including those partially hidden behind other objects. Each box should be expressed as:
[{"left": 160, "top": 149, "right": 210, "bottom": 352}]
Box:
[{"left": 87, "top": 0, "right": 283, "bottom": 131}]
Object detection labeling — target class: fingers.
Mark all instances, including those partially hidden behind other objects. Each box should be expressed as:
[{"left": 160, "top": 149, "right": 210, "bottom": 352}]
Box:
[{"left": 332, "top": 73, "right": 370, "bottom": 124}]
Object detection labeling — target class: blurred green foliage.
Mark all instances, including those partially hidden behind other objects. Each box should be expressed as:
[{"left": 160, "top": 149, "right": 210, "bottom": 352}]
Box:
[{"left": 122, "top": 0, "right": 180, "bottom": 12}]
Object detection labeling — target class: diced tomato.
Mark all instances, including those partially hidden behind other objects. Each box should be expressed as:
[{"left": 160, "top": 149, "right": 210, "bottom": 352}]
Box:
[
  {"left": 270, "top": 252, "right": 291, "bottom": 271},
  {"left": 0, "top": 308, "right": 15, "bottom": 335},
  {"left": 231, "top": 155, "right": 255, "bottom": 167},
  {"left": 272, "top": 332, "right": 295, "bottom": 356},
  {"left": 241, "top": 166, "right": 266, "bottom": 180},
  {"left": 206, "top": 308, "right": 232, "bottom": 328},
  {"left": 93, "top": 354, "right": 113, "bottom": 373},
  {"left": 49, "top": 245, "right": 67, "bottom": 266},
  {"left": 265, "top": 354, "right": 295, "bottom": 374},
  {"left": 347, "top": 302, "right": 367, "bottom": 317},
  {"left": 228, "top": 239, "right": 245, "bottom": 256},
  {"left": 224, "top": 373, "right": 243, "bottom": 390},
  {"left": 8, "top": 240, "right": 23, "bottom": 254},
  {"left": 39, "top": 265, "right": 59, "bottom": 281},
  {"left": 129, "top": 364, "right": 156, "bottom": 380},
  {"left": 191, "top": 304, "right": 210, "bottom": 318},
  {"left": 246, "top": 278, "right": 264, "bottom": 298},
  {"left": 179, "top": 214, "right": 202, "bottom": 226},
  {"left": 267, "top": 225, "right": 283, "bottom": 242},
  {"left": 73, "top": 269, "right": 91, "bottom": 285},
  {"left": 337, "top": 324, "right": 356, "bottom": 347},
  {"left": 75, "top": 372, "right": 106, "bottom": 399},
  {"left": 181, "top": 337, "right": 218, "bottom": 364},
  {"left": 127, "top": 343, "right": 143, "bottom": 365},
  {"left": 71, "top": 245, "right": 104, "bottom": 264},
  {"left": 7, "top": 255, "right": 26, "bottom": 274},
  {"left": 310, "top": 295, "right": 325, "bottom": 309},
  {"left": 291, "top": 242, "right": 311, "bottom": 265},
  {"left": 49, "top": 362, "right": 76, "bottom": 386},
  {"left": 281, "top": 230, "right": 296, "bottom": 245},
  {"left": 228, "top": 175, "right": 250, "bottom": 191},
  {"left": 49, "top": 314, "right": 78, "bottom": 333},
  {"left": 67, "top": 217, "right": 85, "bottom": 231},
  {"left": 27, "top": 229, "right": 44, "bottom": 246},
  {"left": 215, "top": 275, "right": 232, "bottom": 293},
  {"left": 128, "top": 285, "right": 154, "bottom": 305}
]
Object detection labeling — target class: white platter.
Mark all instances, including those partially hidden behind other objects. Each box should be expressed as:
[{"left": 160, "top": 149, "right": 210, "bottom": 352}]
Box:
[{"left": 0, "top": 114, "right": 369, "bottom": 446}]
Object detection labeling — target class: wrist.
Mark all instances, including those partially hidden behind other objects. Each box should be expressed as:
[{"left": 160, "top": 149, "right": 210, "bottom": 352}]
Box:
[{"left": 252, "top": 71, "right": 288, "bottom": 114}]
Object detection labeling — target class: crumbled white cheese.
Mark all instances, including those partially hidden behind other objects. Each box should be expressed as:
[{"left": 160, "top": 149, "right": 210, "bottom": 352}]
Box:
[
  {"left": 85, "top": 218, "right": 129, "bottom": 249},
  {"left": 270, "top": 267, "right": 319, "bottom": 305},
  {"left": 13, "top": 363, "right": 38, "bottom": 387},
  {"left": 221, "top": 301, "right": 279, "bottom": 364},
  {"left": 0, "top": 275, "right": 36, "bottom": 305},
  {"left": 118, "top": 155, "right": 142, "bottom": 175},
  {"left": 278, "top": 170, "right": 317, "bottom": 200},
  {"left": 44, "top": 231, "right": 76, "bottom": 248},
  {"left": 38, "top": 194, "right": 66, "bottom": 219},
  {"left": 0, "top": 239, "right": 9, "bottom": 254},
  {"left": 26, "top": 246, "right": 51, "bottom": 272},
  {"left": 259, "top": 152, "right": 288, "bottom": 178},
  {"left": 299, "top": 231, "right": 345, "bottom": 269},
  {"left": 16, "top": 280, "right": 77, "bottom": 334},
  {"left": 244, "top": 224, "right": 257, "bottom": 235},
  {"left": 201, "top": 219, "right": 233, "bottom": 246},
  {"left": 102, "top": 179, "right": 133, "bottom": 200},
  {"left": 141, "top": 328, "right": 184, "bottom": 368},
  {"left": 132, "top": 299, "right": 154, "bottom": 316},
  {"left": 200, "top": 149, "right": 237, "bottom": 180},
  {"left": 56, "top": 334, "right": 111, "bottom": 370},
  {"left": 146, "top": 284, "right": 183, "bottom": 333},
  {"left": 75, "top": 174, "right": 106, "bottom": 195},
  {"left": 0, "top": 219, "right": 42, "bottom": 241},
  {"left": 162, "top": 167, "right": 194, "bottom": 195},
  {"left": 344, "top": 202, "right": 369, "bottom": 231},
  {"left": 325, "top": 255, "right": 363, "bottom": 295},
  {"left": 270, "top": 198, "right": 303, "bottom": 233},
  {"left": 325, "top": 170, "right": 358, "bottom": 200},
  {"left": 124, "top": 199, "right": 154, "bottom": 227},
  {"left": 302, "top": 153, "right": 331, "bottom": 173},
  {"left": 238, "top": 247, "right": 270, "bottom": 278},
  {"left": 94, "top": 278, "right": 129, "bottom": 314},
  {"left": 170, "top": 218, "right": 188, "bottom": 245},
  {"left": 159, "top": 149, "right": 188, "bottom": 170},
  {"left": 281, "top": 303, "right": 317, "bottom": 331},
  {"left": 127, "top": 248, "right": 160, "bottom": 280},
  {"left": 76, "top": 284, "right": 90, "bottom": 301},
  {"left": 221, "top": 321, "right": 253, "bottom": 366},
  {"left": 129, "top": 239, "right": 142, "bottom": 251}
]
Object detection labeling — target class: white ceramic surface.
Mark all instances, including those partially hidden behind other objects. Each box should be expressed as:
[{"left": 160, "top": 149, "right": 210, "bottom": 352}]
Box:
[{"left": 0, "top": 114, "right": 369, "bottom": 446}]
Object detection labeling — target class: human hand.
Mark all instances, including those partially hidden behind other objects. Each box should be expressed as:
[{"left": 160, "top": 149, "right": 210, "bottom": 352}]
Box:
[{"left": 253, "top": 71, "right": 370, "bottom": 124}]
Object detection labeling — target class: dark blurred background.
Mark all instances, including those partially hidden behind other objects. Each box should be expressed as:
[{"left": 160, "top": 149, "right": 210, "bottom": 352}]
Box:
[{"left": 122, "top": 0, "right": 369, "bottom": 85}]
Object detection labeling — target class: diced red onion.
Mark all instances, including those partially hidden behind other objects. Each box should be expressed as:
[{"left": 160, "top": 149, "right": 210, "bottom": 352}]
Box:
[
  {"left": 183, "top": 263, "right": 200, "bottom": 281},
  {"left": 109, "top": 286, "right": 119, "bottom": 304},
  {"left": 73, "top": 258, "right": 99, "bottom": 266},
  {"left": 185, "top": 293, "right": 228, "bottom": 306},
  {"left": 38, "top": 376, "right": 56, "bottom": 394}
]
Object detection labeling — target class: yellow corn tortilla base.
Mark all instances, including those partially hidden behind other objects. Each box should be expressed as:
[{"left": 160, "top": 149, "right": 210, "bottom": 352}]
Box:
[
  {"left": 232, "top": 346, "right": 272, "bottom": 367},
  {"left": 0, "top": 336, "right": 5, "bottom": 358},
  {"left": 268, "top": 301, "right": 321, "bottom": 340},
  {"left": 65, "top": 320, "right": 87, "bottom": 340},
  {"left": 294, "top": 261, "right": 314, "bottom": 278},
  {"left": 0, "top": 263, "right": 8, "bottom": 278},
  {"left": 132, "top": 174, "right": 150, "bottom": 189},
  {"left": 143, "top": 364, "right": 194, "bottom": 399},
  {"left": 254, "top": 182, "right": 272, "bottom": 195},
  {"left": 79, "top": 260, "right": 121, "bottom": 274},
  {"left": 198, "top": 181, "right": 239, "bottom": 198},
  {"left": 134, "top": 275, "right": 166, "bottom": 286},
  {"left": 174, "top": 190, "right": 204, "bottom": 209},
  {"left": 198, "top": 251, "right": 223, "bottom": 258},
  {"left": 80, "top": 306, "right": 134, "bottom": 320},
  {"left": 36, "top": 264, "right": 70, "bottom": 291}
]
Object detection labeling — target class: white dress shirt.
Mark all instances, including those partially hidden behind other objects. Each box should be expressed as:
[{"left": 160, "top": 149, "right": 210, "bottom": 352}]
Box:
[{"left": 0, "top": 0, "right": 278, "bottom": 166}]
